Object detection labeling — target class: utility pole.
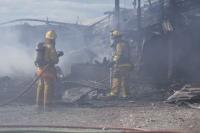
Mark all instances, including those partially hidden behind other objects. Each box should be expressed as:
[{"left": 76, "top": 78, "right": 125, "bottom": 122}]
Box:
[
  {"left": 115, "top": 0, "right": 120, "bottom": 30},
  {"left": 167, "top": 0, "right": 176, "bottom": 80},
  {"left": 137, "top": 0, "right": 141, "bottom": 31},
  {"left": 159, "top": 0, "right": 165, "bottom": 22},
  {"left": 136, "top": 0, "right": 143, "bottom": 74}
]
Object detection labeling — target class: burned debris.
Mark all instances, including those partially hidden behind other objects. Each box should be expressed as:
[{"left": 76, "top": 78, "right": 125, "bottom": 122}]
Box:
[
  {"left": 0, "top": 1, "right": 200, "bottom": 132},
  {"left": 166, "top": 84, "right": 200, "bottom": 104},
  {"left": 0, "top": 0, "right": 200, "bottom": 108}
]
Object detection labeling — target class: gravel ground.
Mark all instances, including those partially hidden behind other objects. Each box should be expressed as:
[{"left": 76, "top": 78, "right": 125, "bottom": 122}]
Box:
[{"left": 0, "top": 102, "right": 199, "bottom": 133}]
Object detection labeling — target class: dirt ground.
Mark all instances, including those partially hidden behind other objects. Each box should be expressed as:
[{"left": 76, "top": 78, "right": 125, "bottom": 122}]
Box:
[{"left": 0, "top": 102, "right": 199, "bottom": 133}]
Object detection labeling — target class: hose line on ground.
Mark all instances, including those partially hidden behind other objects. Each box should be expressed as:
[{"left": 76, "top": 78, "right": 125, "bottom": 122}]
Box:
[{"left": 0, "top": 65, "right": 49, "bottom": 107}]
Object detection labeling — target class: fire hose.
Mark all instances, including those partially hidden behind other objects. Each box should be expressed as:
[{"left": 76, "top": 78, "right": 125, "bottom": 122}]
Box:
[
  {"left": 0, "top": 65, "right": 108, "bottom": 106},
  {"left": 0, "top": 65, "right": 49, "bottom": 107},
  {"left": 0, "top": 63, "right": 172, "bottom": 107}
]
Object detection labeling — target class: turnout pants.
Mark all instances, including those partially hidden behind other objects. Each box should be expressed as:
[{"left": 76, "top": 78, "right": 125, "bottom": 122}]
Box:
[{"left": 110, "top": 65, "right": 130, "bottom": 97}]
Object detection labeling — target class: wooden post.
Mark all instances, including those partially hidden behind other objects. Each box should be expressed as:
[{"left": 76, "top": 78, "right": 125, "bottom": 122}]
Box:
[
  {"left": 115, "top": 0, "right": 120, "bottom": 30},
  {"left": 137, "top": 0, "right": 141, "bottom": 31},
  {"left": 167, "top": 35, "right": 173, "bottom": 80},
  {"left": 159, "top": 0, "right": 164, "bottom": 22},
  {"left": 167, "top": 0, "right": 176, "bottom": 80},
  {"left": 136, "top": 0, "right": 143, "bottom": 73}
]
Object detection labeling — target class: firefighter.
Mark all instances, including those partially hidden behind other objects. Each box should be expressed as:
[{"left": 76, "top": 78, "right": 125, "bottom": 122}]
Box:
[
  {"left": 35, "top": 30, "right": 63, "bottom": 111},
  {"left": 109, "top": 30, "right": 132, "bottom": 98}
]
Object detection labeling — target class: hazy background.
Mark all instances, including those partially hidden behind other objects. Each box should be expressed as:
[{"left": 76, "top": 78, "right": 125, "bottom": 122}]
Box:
[{"left": 0, "top": 0, "right": 142, "bottom": 77}]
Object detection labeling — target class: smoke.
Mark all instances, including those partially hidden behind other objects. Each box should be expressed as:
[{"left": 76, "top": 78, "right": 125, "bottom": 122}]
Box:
[
  {"left": 59, "top": 45, "right": 111, "bottom": 75},
  {"left": 0, "top": 0, "right": 116, "bottom": 77},
  {"left": 0, "top": 29, "right": 34, "bottom": 77},
  {"left": 57, "top": 30, "right": 112, "bottom": 75},
  {"left": 0, "top": 0, "right": 117, "bottom": 78},
  {"left": 0, "top": 23, "right": 112, "bottom": 78}
]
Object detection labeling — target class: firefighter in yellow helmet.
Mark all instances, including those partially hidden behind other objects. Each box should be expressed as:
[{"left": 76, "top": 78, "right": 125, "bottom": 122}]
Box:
[
  {"left": 35, "top": 30, "right": 63, "bottom": 111},
  {"left": 109, "top": 30, "right": 132, "bottom": 98}
]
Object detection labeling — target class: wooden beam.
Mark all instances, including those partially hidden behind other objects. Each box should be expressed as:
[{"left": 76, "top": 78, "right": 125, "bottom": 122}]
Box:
[
  {"left": 137, "top": 0, "right": 141, "bottom": 31},
  {"left": 115, "top": 0, "right": 120, "bottom": 30}
]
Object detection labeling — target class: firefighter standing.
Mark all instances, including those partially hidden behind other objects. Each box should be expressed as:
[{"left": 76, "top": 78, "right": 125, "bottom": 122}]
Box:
[
  {"left": 109, "top": 30, "right": 132, "bottom": 98},
  {"left": 35, "top": 30, "right": 63, "bottom": 111}
]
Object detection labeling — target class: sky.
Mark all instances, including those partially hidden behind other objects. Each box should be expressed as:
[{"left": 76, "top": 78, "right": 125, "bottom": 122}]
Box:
[{"left": 0, "top": 0, "right": 135, "bottom": 23}]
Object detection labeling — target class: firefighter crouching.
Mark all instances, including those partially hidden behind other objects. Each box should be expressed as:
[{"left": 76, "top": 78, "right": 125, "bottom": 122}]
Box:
[
  {"left": 109, "top": 30, "right": 132, "bottom": 98},
  {"left": 34, "top": 30, "right": 64, "bottom": 111}
]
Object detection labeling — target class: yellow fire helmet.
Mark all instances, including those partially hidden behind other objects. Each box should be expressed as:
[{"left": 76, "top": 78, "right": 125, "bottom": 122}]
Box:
[
  {"left": 111, "top": 30, "right": 121, "bottom": 38},
  {"left": 45, "top": 30, "right": 57, "bottom": 40}
]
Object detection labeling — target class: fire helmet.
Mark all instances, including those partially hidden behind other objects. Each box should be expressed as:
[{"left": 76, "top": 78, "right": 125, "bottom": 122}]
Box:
[
  {"left": 111, "top": 30, "right": 121, "bottom": 38},
  {"left": 45, "top": 30, "right": 57, "bottom": 40}
]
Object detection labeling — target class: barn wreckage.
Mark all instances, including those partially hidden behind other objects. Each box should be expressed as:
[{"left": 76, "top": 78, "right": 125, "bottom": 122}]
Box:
[
  {"left": 0, "top": 0, "right": 200, "bottom": 111},
  {"left": 0, "top": 0, "right": 200, "bottom": 133}
]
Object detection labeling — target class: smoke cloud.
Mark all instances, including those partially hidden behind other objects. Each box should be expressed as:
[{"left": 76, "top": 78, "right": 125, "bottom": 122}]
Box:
[
  {"left": 0, "top": 29, "right": 34, "bottom": 77},
  {"left": 0, "top": 0, "right": 116, "bottom": 77},
  {"left": 0, "top": 24, "right": 112, "bottom": 77}
]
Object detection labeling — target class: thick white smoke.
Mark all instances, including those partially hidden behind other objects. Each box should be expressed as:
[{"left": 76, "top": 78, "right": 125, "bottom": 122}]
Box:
[
  {"left": 0, "top": 26, "right": 111, "bottom": 77},
  {"left": 0, "top": 29, "right": 34, "bottom": 77},
  {"left": 0, "top": 0, "right": 117, "bottom": 77}
]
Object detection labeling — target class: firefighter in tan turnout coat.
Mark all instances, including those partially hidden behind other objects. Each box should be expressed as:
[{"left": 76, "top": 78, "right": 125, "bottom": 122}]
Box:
[
  {"left": 109, "top": 30, "right": 132, "bottom": 98},
  {"left": 35, "top": 30, "right": 63, "bottom": 111}
]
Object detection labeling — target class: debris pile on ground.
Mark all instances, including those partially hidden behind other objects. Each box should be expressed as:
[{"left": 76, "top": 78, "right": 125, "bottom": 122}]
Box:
[
  {"left": 62, "top": 87, "right": 92, "bottom": 103},
  {"left": 167, "top": 84, "right": 200, "bottom": 103}
]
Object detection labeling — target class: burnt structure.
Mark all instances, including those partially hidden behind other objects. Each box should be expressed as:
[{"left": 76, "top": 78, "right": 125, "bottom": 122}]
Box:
[
  {"left": 143, "top": 0, "right": 200, "bottom": 84},
  {"left": 114, "top": 0, "right": 200, "bottom": 85},
  {"left": 1, "top": 0, "right": 200, "bottom": 103}
]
